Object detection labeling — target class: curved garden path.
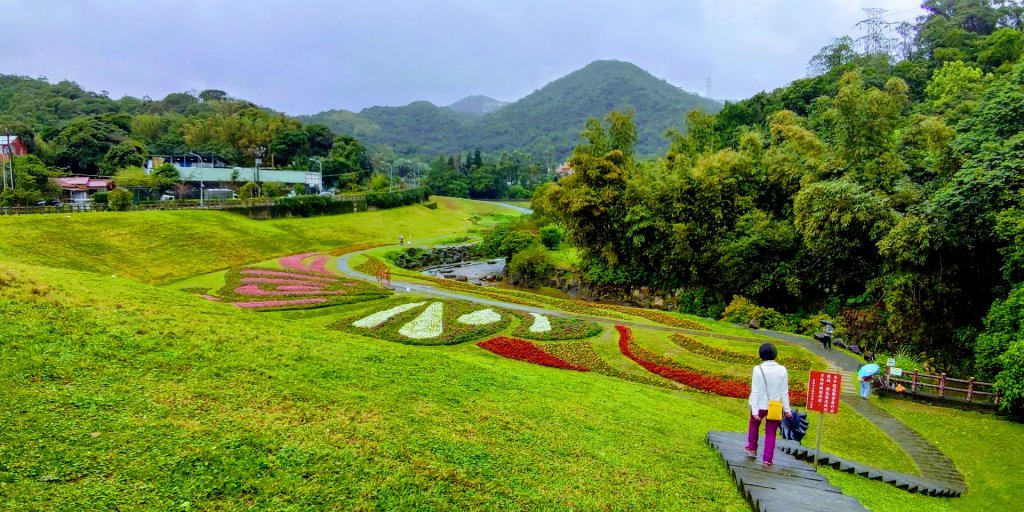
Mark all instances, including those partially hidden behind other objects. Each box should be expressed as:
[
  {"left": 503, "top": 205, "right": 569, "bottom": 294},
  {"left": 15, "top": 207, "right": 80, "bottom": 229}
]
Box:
[{"left": 336, "top": 248, "right": 967, "bottom": 496}]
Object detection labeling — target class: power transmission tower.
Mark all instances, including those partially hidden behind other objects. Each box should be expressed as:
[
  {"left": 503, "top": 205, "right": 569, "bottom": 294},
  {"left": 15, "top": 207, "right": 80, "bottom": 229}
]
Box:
[
  {"left": 856, "top": 8, "right": 894, "bottom": 56},
  {"left": 705, "top": 77, "right": 712, "bottom": 100}
]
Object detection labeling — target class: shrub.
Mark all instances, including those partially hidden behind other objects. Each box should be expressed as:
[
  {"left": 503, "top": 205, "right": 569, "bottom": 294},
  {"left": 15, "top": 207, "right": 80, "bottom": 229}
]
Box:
[
  {"left": 107, "top": 188, "right": 133, "bottom": 211},
  {"left": 506, "top": 184, "right": 531, "bottom": 200},
  {"left": 91, "top": 192, "right": 109, "bottom": 204},
  {"left": 263, "top": 182, "right": 286, "bottom": 198},
  {"left": 238, "top": 181, "right": 258, "bottom": 202},
  {"left": 798, "top": 313, "right": 845, "bottom": 339},
  {"left": 676, "top": 287, "right": 725, "bottom": 318},
  {"left": 507, "top": 245, "right": 555, "bottom": 286},
  {"left": 720, "top": 295, "right": 795, "bottom": 331},
  {"left": 479, "top": 224, "right": 541, "bottom": 260},
  {"left": 539, "top": 225, "right": 563, "bottom": 249}
]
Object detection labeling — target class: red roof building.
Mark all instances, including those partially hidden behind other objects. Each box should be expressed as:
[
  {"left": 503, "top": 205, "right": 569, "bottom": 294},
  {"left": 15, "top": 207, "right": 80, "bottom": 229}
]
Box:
[
  {"left": 0, "top": 135, "right": 28, "bottom": 162},
  {"left": 56, "top": 176, "right": 114, "bottom": 202}
]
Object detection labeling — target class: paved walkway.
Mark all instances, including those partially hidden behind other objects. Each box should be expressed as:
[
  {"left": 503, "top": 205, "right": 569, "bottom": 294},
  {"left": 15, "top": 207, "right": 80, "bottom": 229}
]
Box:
[{"left": 759, "top": 330, "right": 967, "bottom": 494}]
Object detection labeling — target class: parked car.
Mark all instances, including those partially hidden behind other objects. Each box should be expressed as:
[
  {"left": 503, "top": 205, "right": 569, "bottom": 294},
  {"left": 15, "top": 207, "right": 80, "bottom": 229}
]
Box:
[
  {"left": 36, "top": 199, "right": 62, "bottom": 207},
  {"left": 159, "top": 194, "right": 175, "bottom": 201}
]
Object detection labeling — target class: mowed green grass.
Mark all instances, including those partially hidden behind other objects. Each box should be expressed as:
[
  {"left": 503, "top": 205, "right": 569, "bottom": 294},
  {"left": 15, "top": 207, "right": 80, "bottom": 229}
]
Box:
[
  {"left": 0, "top": 263, "right": 748, "bottom": 510},
  {"left": 3, "top": 202, "right": 1023, "bottom": 510},
  {"left": 822, "top": 399, "right": 1024, "bottom": 511},
  {"left": 0, "top": 197, "right": 516, "bottom": 285}
]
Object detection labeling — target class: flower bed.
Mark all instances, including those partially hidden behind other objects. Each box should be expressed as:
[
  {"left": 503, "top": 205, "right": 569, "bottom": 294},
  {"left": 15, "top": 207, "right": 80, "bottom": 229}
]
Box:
[
  {"left": 354, "top": 254, "right": 390, "bottom": 276},
  {"left": 399, "top": 302, "right": 444, "bottom": 339},
  {"left": 279, "top": 252, "right": 334, "bottom": 275},
  {"left": 669, "top": 333, "right": 814, "bottom": 371},
  {"left": 233, "top": 298, "right": 328, "bottom": 309},
  {"left": 199, "top": 252, "right": 387, "bottom": 309},
  {"left": 586, "top": 303, "right": 710, "bottom": 331},
  {"left": 352, "top": 301, "right": 427, "bottom": 328},
  {"left": 336, "top": 298, "right": 513, "bottom": 346},
  {"left": 617, "top": 326, "right": 806, "bottom": 405},
  {"left": 542, "top": 342, "right": 678, "bottom": 389},
  {"left": 528, "top": 313, "right": 552, "bottom": 333},
  {"left": 509, "top": 311, "right": 603, "bottom": 341},
  {"left": 477, "top": 337, "right": 588, "bottom": 371},
  {"left": 457, "top": 308, "right": 502, "bottom": 325}
]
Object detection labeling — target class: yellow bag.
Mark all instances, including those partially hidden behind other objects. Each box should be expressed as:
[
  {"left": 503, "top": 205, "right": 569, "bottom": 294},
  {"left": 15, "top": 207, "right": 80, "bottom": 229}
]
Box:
[{"left": 759, "top": 365, "right": 784, "bottom": 421}]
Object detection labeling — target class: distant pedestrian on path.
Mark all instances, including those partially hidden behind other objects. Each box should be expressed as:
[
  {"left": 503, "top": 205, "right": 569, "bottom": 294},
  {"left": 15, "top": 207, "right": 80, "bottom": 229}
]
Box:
[
  {"left": 745, "top": 343, "right": 792, "bottom": 467},
  {"left": 823, "top": 323, "right": 834, "bottom": 350},
  {"left": 860, "top": 375, "right": 872, "bottom": 399},
  {"left": 398, "top": 235, "right": 404, "bottom": 246}
]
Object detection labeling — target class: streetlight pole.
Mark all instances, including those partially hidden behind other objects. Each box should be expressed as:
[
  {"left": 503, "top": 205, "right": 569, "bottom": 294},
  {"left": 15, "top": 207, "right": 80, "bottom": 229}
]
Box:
[
  {"left": 189, "top": 151, "right": 204, "bottom": 206},
  {"left": 254, "top": 146, "right": 265, "bottom": 196},
  {"left": 309, "top": 157, "right": 323, "bottom": 194}
]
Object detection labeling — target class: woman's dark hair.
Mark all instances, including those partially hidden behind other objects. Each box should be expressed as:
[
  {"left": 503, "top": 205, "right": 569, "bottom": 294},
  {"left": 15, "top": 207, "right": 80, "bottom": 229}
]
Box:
[{"left": 759, "top": 343, "right": 777, "bottom": 361}]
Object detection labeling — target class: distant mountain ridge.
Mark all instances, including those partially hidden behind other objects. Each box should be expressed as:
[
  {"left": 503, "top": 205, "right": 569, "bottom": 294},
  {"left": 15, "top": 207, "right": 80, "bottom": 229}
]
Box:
[
  {"left": 448, "top": 95, "right": 507, "bottom": 115},
  {"left": 301, "top": 60, "right": 720, "bottom": 159}
]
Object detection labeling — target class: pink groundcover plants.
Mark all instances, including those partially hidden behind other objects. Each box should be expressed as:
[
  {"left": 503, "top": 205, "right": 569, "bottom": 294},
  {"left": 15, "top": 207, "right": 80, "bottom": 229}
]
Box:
[{"left": 198, "top": 251, "right": 389, "bottom": 311}]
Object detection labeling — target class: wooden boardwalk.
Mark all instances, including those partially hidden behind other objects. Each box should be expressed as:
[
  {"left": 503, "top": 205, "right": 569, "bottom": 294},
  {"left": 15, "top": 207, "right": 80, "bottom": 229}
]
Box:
[{"left": 706, "top": 431, "right": 868, "bottom": 512}]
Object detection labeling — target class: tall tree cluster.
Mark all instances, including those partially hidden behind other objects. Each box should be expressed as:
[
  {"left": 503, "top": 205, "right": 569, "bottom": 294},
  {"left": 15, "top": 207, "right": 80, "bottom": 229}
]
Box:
[
  {"left": 0, "top": 81, "right": 377, "bottom": 202},
  {"left": 541, "top": 0, "right": 1024, "bottom": 415}
]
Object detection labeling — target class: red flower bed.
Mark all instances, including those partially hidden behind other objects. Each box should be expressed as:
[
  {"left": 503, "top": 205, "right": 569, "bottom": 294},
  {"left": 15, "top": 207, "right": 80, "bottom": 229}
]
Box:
[
  {"left": 478, "top": 336, "right": 589, "bottom": 372},
  {"left": 616, "top": 326, "right": 805, "bottom": 405}
]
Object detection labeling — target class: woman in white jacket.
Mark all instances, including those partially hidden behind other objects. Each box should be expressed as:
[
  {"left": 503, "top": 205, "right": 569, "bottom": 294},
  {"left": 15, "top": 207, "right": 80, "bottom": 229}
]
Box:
[{"left": 745, "top": 343, "right": 793, "bottom": 466}]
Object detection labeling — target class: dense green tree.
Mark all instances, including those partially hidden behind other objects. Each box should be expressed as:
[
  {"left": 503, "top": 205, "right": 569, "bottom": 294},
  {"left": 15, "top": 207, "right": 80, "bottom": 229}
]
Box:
[{"left": 0, "top": 155, "right": 61, "bottom": 206}]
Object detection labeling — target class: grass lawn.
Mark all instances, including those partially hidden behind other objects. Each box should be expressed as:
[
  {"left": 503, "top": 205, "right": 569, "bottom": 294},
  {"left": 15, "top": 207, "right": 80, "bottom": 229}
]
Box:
[
  {"left": 0, "top": 197, "right": 520, "bottom": 285},
  {"left": 2, "top": 203, "right": 1019, "bottom": 510},
  {"left": 821, "top": 399, "right": 1024, "bottom": 511},
  {"left": 0, "top": 262, "right": 749, "bottom": 510}
]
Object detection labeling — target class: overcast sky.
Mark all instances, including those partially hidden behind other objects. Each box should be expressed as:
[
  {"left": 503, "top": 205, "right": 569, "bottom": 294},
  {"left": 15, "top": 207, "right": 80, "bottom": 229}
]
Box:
[{"left": 1, "top": 0, "right": 925, "bottom": 115}]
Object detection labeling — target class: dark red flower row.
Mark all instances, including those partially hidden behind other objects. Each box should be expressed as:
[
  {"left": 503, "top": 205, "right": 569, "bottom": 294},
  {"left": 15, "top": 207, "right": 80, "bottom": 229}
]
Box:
[
  {"left": 478, "top": 336, "right": 589, "bottom": 372},
  {"left": 616, "top": 326, "right": 806, "bottom": 405}
]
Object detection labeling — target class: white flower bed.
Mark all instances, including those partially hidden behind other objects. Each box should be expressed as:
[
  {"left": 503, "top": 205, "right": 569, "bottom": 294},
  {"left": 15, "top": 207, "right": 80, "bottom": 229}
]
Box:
[
  {"left": 457, "top": 308, "right": 502, "bottom": 325},
  {"left": 399, "top": 302, "right": 444, "bottom": 339},
  {"left": 352, "top": 301, "right": 426, "bottom": 328},
  {"left": 528, "top": 313, "right": 552, "bottom": 333}
]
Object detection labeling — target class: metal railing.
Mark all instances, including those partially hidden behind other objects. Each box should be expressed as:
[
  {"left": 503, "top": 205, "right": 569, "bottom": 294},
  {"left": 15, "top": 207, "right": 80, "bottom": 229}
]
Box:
[{"left": 884, "top": 369, "right": 1000, "bottom": 406}]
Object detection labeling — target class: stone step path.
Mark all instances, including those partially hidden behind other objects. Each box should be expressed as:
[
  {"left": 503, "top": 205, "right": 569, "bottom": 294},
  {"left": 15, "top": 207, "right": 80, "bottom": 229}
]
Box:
[
  {"left": 778, "top": 444, "right": 961, "bottom": 497},
  {"left": 707, "top": 431, "right": 867, "bottom": 512},
  {"left": 759, "top": 330, "right": 968, "bottom": 494}
]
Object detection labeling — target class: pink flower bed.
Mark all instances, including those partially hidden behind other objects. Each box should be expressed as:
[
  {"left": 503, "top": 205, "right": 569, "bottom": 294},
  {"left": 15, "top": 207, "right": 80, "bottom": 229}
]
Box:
[
  {"left": 277, "top": 285, "right": 323, "bottom": 292},
  {"left": 240, "top": 269, "right": 336, "bottom": 282},
  {"left": 279, "top": 252, "right": 334, "bottom": 275},
  {"left": 232, "top": 298, "right": 327, "bottom": 308},
  {"left": 234, "top": 284, "right": 346, "bottom": 296},
  {"left": 241, "top": 277, "right": 324, "bottom": 286}
]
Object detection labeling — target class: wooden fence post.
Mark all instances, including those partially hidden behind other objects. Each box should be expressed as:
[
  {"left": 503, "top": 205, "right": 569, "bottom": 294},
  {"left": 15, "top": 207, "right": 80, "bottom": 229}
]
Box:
[
  {"left": 967, "top": 377, "right": 974, "bottom": 402},
  {"left": 912, "top": 371, "right": 918, "bottom": 393},
  {"left": 939, "top": 373, "right": 946, "bottom": 397}
]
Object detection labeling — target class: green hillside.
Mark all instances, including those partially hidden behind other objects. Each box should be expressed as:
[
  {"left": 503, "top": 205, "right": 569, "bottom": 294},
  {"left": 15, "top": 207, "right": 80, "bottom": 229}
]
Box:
[
  {"left": 0, "top": 198, "right": 512, "bottom": 284},
  {"left": 301, "top": 60, "right": 720, "bottom": 160},
  {"left": 2, "top": 200, "right": 1021, "bottom": 510}
]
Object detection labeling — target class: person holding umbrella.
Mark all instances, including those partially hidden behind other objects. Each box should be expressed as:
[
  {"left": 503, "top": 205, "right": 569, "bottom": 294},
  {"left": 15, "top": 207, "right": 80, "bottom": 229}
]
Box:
[{"left": 858, "top": 360, "right": 881, "bottom": 399}]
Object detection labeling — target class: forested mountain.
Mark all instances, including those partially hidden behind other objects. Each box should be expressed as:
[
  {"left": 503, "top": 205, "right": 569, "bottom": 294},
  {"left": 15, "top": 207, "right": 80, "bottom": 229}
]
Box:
[
  {"left": 536, "top": 0, "right": 1024, "bottom": 416},
  {"left": 301, "top": 60, "right": 719, "bottom": 160}
]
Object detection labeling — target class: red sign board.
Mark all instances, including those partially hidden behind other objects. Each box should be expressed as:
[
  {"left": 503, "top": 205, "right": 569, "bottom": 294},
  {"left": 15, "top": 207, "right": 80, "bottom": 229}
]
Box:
[{"left": 807, "top": 371, "right": 842, "bottom": 414}]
